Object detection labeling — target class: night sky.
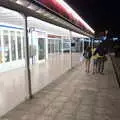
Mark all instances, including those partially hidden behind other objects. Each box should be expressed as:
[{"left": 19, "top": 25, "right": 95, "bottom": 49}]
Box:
[{"left": 66, "top": 0, "right": 120, "bottom": 36}]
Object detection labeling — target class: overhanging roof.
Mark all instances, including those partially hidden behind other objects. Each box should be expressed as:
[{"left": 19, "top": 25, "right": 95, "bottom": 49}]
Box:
[
  {"left": 0, "top": 0, "right": 94, "bottom": 38},
  {"left": 32, "top": 0, "right": 94, "bottom": 34}
]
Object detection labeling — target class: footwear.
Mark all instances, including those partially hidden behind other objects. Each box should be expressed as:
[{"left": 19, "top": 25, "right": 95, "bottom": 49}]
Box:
[
  {"left": 92, "top": 72, "right": 95, "bottom": 75},
  {"left": 100, "top": 72, "right": 104, "bottom": 75}
]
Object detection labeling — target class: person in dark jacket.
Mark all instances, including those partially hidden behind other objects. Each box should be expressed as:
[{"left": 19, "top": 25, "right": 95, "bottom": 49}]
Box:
[
  {"left": 94, "top": 46, "right": 107, "bottom": 74},
  {"left": 83, "top": 46, "right": 92, "bottom": 73}
]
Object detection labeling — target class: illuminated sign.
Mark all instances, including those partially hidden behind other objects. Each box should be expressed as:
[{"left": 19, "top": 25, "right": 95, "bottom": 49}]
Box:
[{"left": 35, "top": 0, "right": 95, "bottom": 34}]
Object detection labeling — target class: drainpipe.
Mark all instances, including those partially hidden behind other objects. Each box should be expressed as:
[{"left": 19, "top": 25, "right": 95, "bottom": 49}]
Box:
[{"left": 24, "top": 15, "right": 32, "bottom": 99}]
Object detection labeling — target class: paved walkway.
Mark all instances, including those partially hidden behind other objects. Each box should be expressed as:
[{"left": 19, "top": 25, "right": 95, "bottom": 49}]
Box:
[{"left": 1, "top": 57, "right": 120, "bottom": 120}]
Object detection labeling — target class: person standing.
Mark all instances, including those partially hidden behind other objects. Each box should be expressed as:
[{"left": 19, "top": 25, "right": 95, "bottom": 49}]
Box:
[
  {"left": 83, "top": 46, "right": 92, "bottom": 73},
  {"left": 92, "top": 46, "right": 99, "bottom": 74},
  {"left": 94, "top": 46, "right": 107, "bottom": 74}
]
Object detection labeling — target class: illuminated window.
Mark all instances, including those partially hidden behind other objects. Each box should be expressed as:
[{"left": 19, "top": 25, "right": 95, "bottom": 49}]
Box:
[
  {"left": 63, "top": 39, "right": 70, "bottom": 53},
  {"left": 48, "top": 39, "right": 51, "bottom": 53},
  {"left": 0, "top": 30, "right": 2, "bottom": 64},
  {"left": 10, "top": 31, "right": 16, "bottom": 60},
  {"left": 55, "top": 40, "right": 59, "bottom": 53},
  {"left": 38, "top": 38, "right": 45, "bottom": 60},
  {"left": 59, "top": 40, "right": 62, "bottom": 53},
  {"left": 17, "top": 31, "right": 22, "bottom": 59},
  {"left": 50, "top": 39, "right": 55, "bottom": 53},
  {"left": 0, "top": 30, "right": 1, "bottom": 47},
  {"left": 48, "top": 39, "right": 62, "bottom": 54},
  {"left": 80, "top": 39, "right": 83, "bottom": 52},
  {"left": 22, "top": 32, "right": 25, "bottom": 58},
  {"left": 3, "top": 30, "right": 10, "bottom": 62}
]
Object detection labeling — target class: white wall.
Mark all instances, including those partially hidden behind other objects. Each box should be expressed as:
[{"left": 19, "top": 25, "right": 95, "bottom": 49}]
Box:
[
  {"left": 0, "top": 67, "right": 27, "bottom": 116},
  {"left": 0, "top": 16, "right": 72, "bottom": 117},
  {"left": 0, "top": 53, "right": 71, "bottom": 116},
  {"left": 0, "top": 8, "right": 85, "bottom": 117}
]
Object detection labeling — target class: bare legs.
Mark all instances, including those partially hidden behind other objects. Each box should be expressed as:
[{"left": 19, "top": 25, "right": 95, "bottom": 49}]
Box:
[
  {"left": 97, "top": 58, "right": 104, "bottom": 74},
  {"left": 92, "top": 59, "right": 97, "bottom": 74},
  {"left": 85, "top": 59, "right": 90, "bottom": 73}
]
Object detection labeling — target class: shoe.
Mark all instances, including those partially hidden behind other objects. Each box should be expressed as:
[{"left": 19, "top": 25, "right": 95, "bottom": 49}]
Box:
[
  {"left": 100, "top": 72, "right": 104, "bottom": 75},
  {"left": 92, "top": 72, "right": 95, "bottom": 75}
]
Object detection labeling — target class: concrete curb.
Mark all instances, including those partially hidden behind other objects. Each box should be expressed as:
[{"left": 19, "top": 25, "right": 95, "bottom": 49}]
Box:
[{"left": 110, "top": 55, "right": 120, "bottom": 88}]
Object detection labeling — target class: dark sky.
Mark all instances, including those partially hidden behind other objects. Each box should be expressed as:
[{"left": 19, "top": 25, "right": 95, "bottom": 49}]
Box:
[{"left": 65, "top": 0, "right": 120, "bottom": 35}]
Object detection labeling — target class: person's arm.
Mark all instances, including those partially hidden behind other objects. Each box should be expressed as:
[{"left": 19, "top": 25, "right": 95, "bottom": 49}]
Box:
[{"left": 93, "top": 49, "right": 97, "bottom": 56}]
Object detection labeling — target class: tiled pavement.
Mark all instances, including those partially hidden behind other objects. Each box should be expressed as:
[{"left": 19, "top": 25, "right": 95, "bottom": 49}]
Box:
[{"left": 1, "top": 57, "right": 120, "bottom": 120}]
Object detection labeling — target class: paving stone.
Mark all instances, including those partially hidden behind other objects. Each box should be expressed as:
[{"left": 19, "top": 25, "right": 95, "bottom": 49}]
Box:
[
  {"left": 55, "top": 113, "right": 75, "bottom": 120},
  {"left": 1, "top": 58, "right": 120, "bottom": 120},
  {"left": 54, "top": 96, "right": 68, "bottom": 103},
  {"left": 43, "top": 107, "right": 59, "bottom": 117},
  {"left": 77, "top": 105, "right": 93, "bottom": 114},
  {"left": 49, "top": 101, "right": 64, "bottom": 109},
  {"left": 76, "top": 111, "right": 93, "bottom": 120},
  {"left": 36, "top": 115, "right": 54, "bottom": 120}
]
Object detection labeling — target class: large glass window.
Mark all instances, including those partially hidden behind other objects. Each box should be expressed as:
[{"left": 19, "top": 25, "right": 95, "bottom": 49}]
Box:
[
  {"left": 48, "top": 39, "right": 55, "bottom": 53},
  {"left": 3, "top": 30, "right": 10, "bottom": 62},
  {"left": 80, "top": 38, "right": 83, "bottom": 53},
  {"left": 63, "top": 39, "right": 71, "bottom": 53},
  {"left": 0, "top": 30, "right": 2, "bottom": 63},
  {"left": 59, "top": 39, "right": 62, "bottom": 53},
  {"left": 22, "top": 32, "right": 25, "bottom": 58},
  {"left": 48, "top": 39, "right": 51, "bottom": 54},
  {"left": 55, "top": 40, "right": 59, "bottom": 53},
  {"left": 0, "top": 30, "right": 1, "bottom": 49},
  {"left": 48, "top": 39, "right": 62, "bottom": 54},
  {"left": 84, "top": 40, "right": 89, "bottom": 50},
  {"left": 38, "top": 38, "right": 45, "bottom": 60},
  {"left": 10, "top": 31, "right": 16, "bottom": 60},
  {"left": 51, "top": 39, "right": 55, "bottom": 53},
  {"left": 17, "top": 31, "right": 22, "bottom": 59}
]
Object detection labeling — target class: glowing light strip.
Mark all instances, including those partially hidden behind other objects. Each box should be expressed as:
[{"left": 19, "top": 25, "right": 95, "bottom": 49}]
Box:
[{"left": 56, "top": 0, "right": 95, "bottom": 33}]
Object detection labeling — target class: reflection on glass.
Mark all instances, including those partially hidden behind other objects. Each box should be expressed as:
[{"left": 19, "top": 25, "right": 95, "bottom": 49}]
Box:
[
  {"left": 80, "top": 39, "right": 83, "bottom": 52},
  {"left": 55, "top": 40, "right": 59, "bottom": 53},
  {"left": 48, "top": 39, "right": 50, "bottom": 53},
  {"left": 48, "top": 39, "right": 62, "bottom": 54},
  {"left": 0, "top": 30, "right": 2, "bottom": 63},
  {"left": 38, "top": 38, "right": 45, "bottom": 60},
  {"left": 10, "top": 31, "right": 16, "bottom": 60},
  {"left": 17, "top": 31, "right": 22, "bottom": 59},
  {"left": 22, "top": 32, "right": 25, "bottom": 58},
  {"left": 59, "top": 40, "right": 62, "bottom": 53},
  {"left": 84, "top": 40, "right": 89, "bottom": 50},
  {"left": 50, "top": 39, "right": 54, "bottom": 53},
  {"left": 48, "top": 39, "right": 54, "bottom": 53},
  {"left": 63, "top": 39, "right": 70, "bottom": 53},
  {"left": 3, "top": 30, "right": 10, "bottom": 62}
]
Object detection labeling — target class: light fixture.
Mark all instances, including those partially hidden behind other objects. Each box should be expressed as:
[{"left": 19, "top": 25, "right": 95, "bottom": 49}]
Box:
[{"left": 56, "top": 0, "right": 95, "bottom": 34}]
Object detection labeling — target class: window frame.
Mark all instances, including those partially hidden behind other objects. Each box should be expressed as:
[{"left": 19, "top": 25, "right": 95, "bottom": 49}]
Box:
[
  {"left": 0, "top": 25, "right": 25, "bottom": 72},
  {"left": 30, "top": 29, "right": 47, "bottom": 64}
]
